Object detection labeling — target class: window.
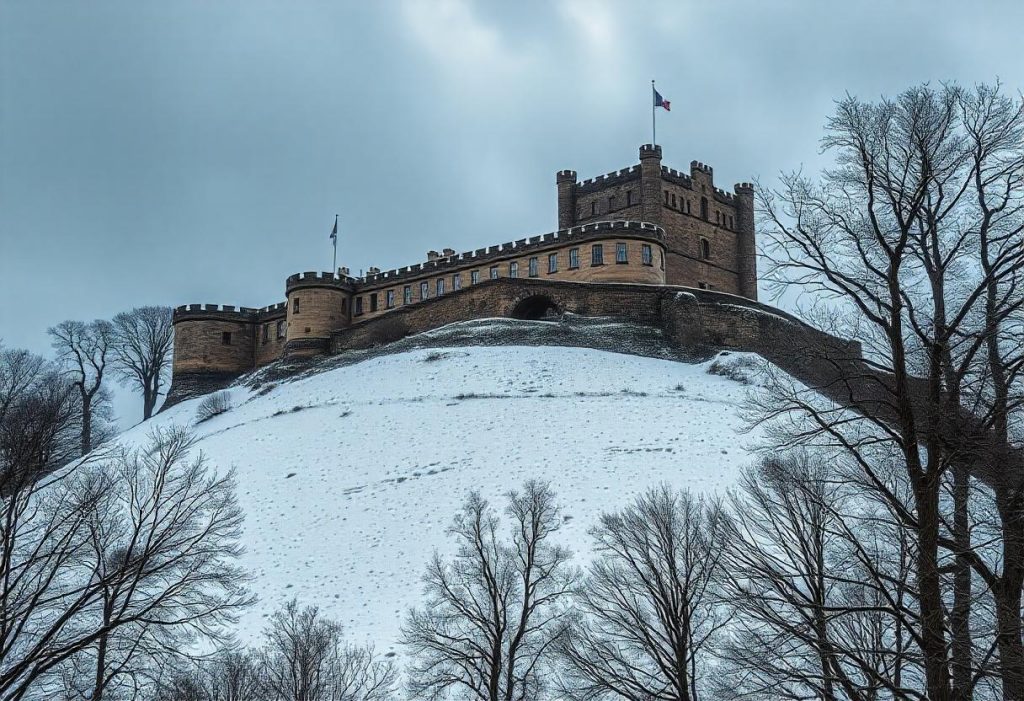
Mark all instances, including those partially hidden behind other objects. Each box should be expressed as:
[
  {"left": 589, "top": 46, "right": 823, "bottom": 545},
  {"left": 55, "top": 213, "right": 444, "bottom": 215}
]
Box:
[
  {"left": 510, "top": 262, "right": 519, "bottom": 278},
  {"left": 716, "top": 211, "right": 721, "bottom": 225},
  {"left": 292, "top": 297, "right": 300, "bottom": 314},
  {"left": 355, "top": 297, "right": 363, "bottom": 315},
  {"left": 591, "top": 244, "right": 604, "bottom": 266},
  {"left": 420, "top": 281, "right": 429, "bottom": 300},
  {"left": 664, "top": 190, "right": 670, "bottom": 205},
  {"left": 701, "top": 197, "right": 709, "bottom": 221},
  {"left": 641, "top": 244, "right": 653, "bottom": 266},
  {"left": 436, "top": 278, "right": 445, "bottom": 296},
  {"left": 370, "top": 293, "right": 378, "bottom": 312},
  {"left": 671, "top": 193, "right": 677, "bottom": 208},
  {"left": 616, "top": 242, "right": 628, "bottom": 264},
  {"left": 660, "top": 250, "right": 665, "bottom": 270},
  {"left": 686, "top": 199, "right": 691, "bottom": 214},
  {"left": 608, "top": 196, "right": 615, "bottom": 211},
  {"left": 528, "top": 257, "right": 538, "bottom": 277},
  {"left": 700, "top": 238, "right": 711, "bottom": 260},
  {"left": 729, "top": 215, "right": 734, "bottom": 229},
  {"left": 403, "top": 285, "right": 412, "bottom": 304},
  {"left": 276, "top": 320, "right": 286, "bottom": 338},
  {"left": 386, "top": 290, "right": 395, "bottom": 308},
  {"left": 453, "top": 273, "right": 462, "bottom": 290},
  {"left": 548, "top": 252, "right": 558, "bottom": 274},
  {"left": 471, "top": 270, "right": 480, "bottom": 285},
  {"left": 698, "top": 282, "right": 710, "bottom": 290},
  {"left": 490, "top": 266, "right": 499, "bottom": 279},
  {"left": 591, "top": 201, "right": 597, "bottom": 216},
  {"left": 568, "top": 247, "right": 579, "bottom": 269},
  {"left": 626, "top": 190, "right": 633, "bottom": 206},
  {"left": 262, "top": 324, "right": 269, "bottom": 344},
  {"left": 222, "top": 331, "right": 232, "bottom": 345}
]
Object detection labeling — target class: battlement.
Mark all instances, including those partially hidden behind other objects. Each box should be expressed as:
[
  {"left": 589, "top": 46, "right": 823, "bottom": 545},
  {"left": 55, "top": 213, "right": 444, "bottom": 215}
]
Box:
[
  {"left": 556, "top": 169, "right": 577, "bottom": 183},
  {"left": 575, "top": 165, "right": 642, "bottom": 194},
  {"left": 690, "top": 160, "right": 713, "bottom": 175},
  {"left": 734, "top": 182, "right": 754, "bottom": 194},
  {"left": 285, "top": 270, "right": 357, "bottom": 292},
  {"left": 661, "top": 166, "right": 693, "bottom": 188},
  {"left": 355, "top": 220, "right": 664, "bottom": 289},
  {"left": 173, "top": 304, "right": 261, "bottom": 322},
  {"left": 639, "top": 143, "right": 662, "bottom": 158}
]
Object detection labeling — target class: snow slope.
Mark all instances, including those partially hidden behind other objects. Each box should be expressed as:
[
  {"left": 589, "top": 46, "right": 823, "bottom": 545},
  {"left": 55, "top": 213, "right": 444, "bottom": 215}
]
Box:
[{"left": 118, "top": 344, "right": 767, "bottom": 654}]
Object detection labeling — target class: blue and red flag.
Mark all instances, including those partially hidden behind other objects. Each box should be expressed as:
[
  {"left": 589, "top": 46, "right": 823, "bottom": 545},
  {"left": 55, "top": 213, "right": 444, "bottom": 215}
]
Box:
[{"left": 654, "top": 89, "right": 671, "bottom": 111}]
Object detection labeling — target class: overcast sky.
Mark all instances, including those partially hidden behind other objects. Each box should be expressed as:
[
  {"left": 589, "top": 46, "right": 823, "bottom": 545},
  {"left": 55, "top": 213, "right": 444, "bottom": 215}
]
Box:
[{"left": 2, "top": 0, "right": 1023, "bottom": 426}]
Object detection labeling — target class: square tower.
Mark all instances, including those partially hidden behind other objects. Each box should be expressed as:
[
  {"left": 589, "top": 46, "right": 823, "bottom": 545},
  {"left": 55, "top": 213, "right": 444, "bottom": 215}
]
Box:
[{"left": 556, "top": 144, "right": 757, "bottom": 299}]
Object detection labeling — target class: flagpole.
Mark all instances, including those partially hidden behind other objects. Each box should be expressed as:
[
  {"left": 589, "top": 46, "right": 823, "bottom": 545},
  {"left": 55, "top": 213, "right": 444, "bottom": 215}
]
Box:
[
  {"left": 332, "top": 214, "right": 338, "bottom": 275},
  {"left": 651, "top": 80, "right": 656, "bottom": 146}
]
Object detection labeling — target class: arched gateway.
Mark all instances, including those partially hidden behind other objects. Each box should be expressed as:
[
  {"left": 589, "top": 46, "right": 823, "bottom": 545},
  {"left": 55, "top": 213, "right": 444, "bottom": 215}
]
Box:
[{"left": 511, "top": 295, "right": 560, "bottom": 321}]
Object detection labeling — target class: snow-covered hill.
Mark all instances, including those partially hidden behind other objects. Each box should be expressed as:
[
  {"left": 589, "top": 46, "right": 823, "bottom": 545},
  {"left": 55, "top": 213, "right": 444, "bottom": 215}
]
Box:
[{"left": 120, "top": 340, "right": 768, "bottom": 655}]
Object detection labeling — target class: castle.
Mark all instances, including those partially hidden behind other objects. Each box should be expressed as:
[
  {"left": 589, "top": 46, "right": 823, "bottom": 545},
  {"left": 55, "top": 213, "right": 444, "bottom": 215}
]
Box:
[{"left": 168, "top": 144, "right": 759, "bottom": 402}]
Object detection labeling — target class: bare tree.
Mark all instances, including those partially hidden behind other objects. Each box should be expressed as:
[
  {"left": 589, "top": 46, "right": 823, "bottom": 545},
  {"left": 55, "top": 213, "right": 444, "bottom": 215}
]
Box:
[
  {"left": 403, "top": 480, "right": 576, "bottom": 701},
  {"left": 556, "top": 485, "right": 727, "bottom": 701},
  {"left": 756, "top": 81, "right": 1024, "bottom": 700},
  {"left": 48, "top": 319, "right": 114, "bottom": 454},
  {"left": 110, "top": 306, "right": 174, "bottom": 420},
  {"left": 0, "top": 425, "right": 251, "bottom": 701},
  {"left": 260, "top": 600, "right": 396, "bottom": 701}
]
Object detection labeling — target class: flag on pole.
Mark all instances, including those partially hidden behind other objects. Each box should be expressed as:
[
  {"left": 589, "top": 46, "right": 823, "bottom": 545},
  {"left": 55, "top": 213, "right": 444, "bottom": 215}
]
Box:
[
  {"left": 654, "top": 89, "right": 671, "bottom": 111},
  {"left": 329, "top": 215, "right": 338, "bottom": 241}
]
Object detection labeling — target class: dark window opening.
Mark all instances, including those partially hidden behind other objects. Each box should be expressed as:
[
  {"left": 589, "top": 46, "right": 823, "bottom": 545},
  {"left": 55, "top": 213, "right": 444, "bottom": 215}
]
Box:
[
  {"left": 700, "top": 238, "right": 711, "bottom": 260},
  {"left": 626, "top": 190, "right": 633, "bottom": 206},
  {"left": 664, "top": 190, "right": 669, "bottom": 205},
  {"left": 370, "top": 293, "right": 378, "bottom": 312},
  {"left": 700, "top": 197, "right": 709, "bottom": 221},
  {"left": 304, "top": 326, "right": 311, "bottom": 333},
  {"left": 355, "top": 297, "right": 363, "bottom": 315},
  {"left": 591, "top": 201, "right": 597, "bottom": 216},
  {"left": 686, "top": 200, "right": 691, "bottom": 214},
  {"left": 262, "top": 325, "right": 269, "bottom": 344},
  {"left": 671, "top": 193, "right": 677, "bottom": 208},
  {"left": 608, "top": 196, "right": 615, "bottom": 211},
  {"left": 293, "top": 298, "right": 300, "bottom": 314},
  {"left": 221, "top": 331, "right": 232, "bottom": 345},
  {"left": 698, "top": 282, "right": 709, "bottom": 290}
]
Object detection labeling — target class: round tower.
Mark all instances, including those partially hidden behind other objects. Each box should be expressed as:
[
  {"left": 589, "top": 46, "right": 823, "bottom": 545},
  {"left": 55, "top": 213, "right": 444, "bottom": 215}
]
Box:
[
  {"left": 733, "top": 182, "right": 758, "bottom": 301},
  {"left": 284, "top": 272, "right": 354, "bottom": 357},
  {"left": 556, "top": 169, "right": 577, "bottom": 230},
  {"left": 639, "top": 144, "right": 663, "bottom": 225}
]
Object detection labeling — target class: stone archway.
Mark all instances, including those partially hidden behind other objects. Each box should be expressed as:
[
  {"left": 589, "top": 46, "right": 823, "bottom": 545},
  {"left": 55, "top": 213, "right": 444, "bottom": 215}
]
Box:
[{"left": 511, "top": 294, "right": 560, "bottom": 321}]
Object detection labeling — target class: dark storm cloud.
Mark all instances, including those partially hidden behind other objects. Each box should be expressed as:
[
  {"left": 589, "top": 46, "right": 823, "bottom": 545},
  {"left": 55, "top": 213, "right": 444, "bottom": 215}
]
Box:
[{"left": 2, "top": 0, "right": 1022, "bottom": 425}]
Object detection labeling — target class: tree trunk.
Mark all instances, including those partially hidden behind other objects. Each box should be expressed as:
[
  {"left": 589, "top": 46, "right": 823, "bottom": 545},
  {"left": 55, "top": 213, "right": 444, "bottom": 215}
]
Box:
[
  {"left": 995, "top": 494, "right": 1024, "bottom": 701},
  {"left": 143, "top": 383, "right": 156, "bottom": 420},
  {"left": 92, "top": 629, "right": 108, "bottom": 701},
  {"left": 80, "top": 393, "right": 92, "bottom": 455},
  {"left": 916, "top": 476, "right": 952, "bottom": 701},
  {"left": 950, "top": 463, "right": 973, "bottom": 701}
]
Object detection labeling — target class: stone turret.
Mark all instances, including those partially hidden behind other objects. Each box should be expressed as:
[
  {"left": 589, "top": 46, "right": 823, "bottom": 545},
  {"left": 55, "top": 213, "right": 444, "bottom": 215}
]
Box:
[
  {"left": 638, "top": 144, "right": 663, "bottom": 225},
  {"left": 556, "top": 169, "right": 577, "bottom": 229},
  {"left": 734, "top": 182, "right": 758, "bottom": 300}
]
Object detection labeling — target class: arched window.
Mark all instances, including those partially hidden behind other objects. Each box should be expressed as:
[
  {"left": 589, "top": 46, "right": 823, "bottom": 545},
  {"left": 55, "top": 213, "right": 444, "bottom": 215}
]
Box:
[
  {"left": 700, "top": 197, "right": 709, "bottom": 221},
  {"left": 700, "top": 238, "right": 711, "bottom": 260}
]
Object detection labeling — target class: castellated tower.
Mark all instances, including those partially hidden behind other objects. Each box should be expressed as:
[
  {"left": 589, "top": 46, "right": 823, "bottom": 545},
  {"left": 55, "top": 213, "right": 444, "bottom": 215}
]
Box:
[
  {"left": 556, "top": 144, "right": 757, "bottom": 299},
  {"left": 284, "top": 272, "right": 354, "bottom": 357}
]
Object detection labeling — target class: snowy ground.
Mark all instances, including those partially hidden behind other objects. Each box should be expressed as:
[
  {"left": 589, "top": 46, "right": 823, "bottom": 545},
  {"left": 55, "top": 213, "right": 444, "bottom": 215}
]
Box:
[{"left": 119, "top": 344, "right": 768, "bottom": 654}]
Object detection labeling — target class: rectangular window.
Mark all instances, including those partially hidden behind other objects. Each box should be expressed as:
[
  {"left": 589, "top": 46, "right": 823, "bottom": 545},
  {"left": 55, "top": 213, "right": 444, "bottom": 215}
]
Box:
[
  {"left": 664, "top": 190, "right": 669, "bottom": 205},
  {"left": 626, "top": 190, "right": 632, "bottom": 206},
  {"left": 641, "top": 244, "right": 653, "bottom": 266},
  {"left": 686, "top": 200, "right": 691, "bottom": 214},
  {"left": 436, "top": 278, "right": 445, "bottom": 295},
  {"left": 277, "top": 320, "right": 286, "bottom": 338},
  {"left": 403, "top": 285, "right": 412, "bottom": 304},
  {"left": 510, "top": 262, "right": 519, "bottom": 278},
  {"left": 292, "top": 298, "right": 300, "bottom": 314},
  {"left": 591, "top": 201, "right": 597, "bottom": 216},
  {"left": 262, "top": 324, "right": 269, "bottom": 343},
  {"left": 528, "top": 257, "right": 538, "bottom": 277},
  {"left": 490, "top": 266, "right": 499, "bottom": 279},
  {"left": 420, "top": 281, "right": 429, "bottom": 300},
  {"left": 370, "top": 293, "right": 378, "bottom": 312},
  {"left": 591, "top": 244, "right": 604, "bottom": 266},
  {"left": 608, "top": 196, "right": 615, "bottom": 211},
  {"left": 453, "top": 273, "right": 462, "bottom": 290},
  {"left": 548, "top": 252, "right": 558, "bottom": 274},
  {"left": 471, "top": 270, "right": 480, "bottom": 285},
  {"left": 729, "top": 215, "right": 734, "bottom": 229},
  {"left": 671, "top": 193, "right": 677, "bottom": 208},
  {"left": 569, "top": 247, "right": 579, "bottom": 269},
  {"left": 386, "top": 290, "right": 395, "bottom": 308},
  {"left": 355, "top": 297, "right": 363, "bottom": 315},
  {"left": 616, "top": 242, "right": 628, "bottom": 263},
  {"left": 221, "top": 331, "right": 232, "bottom": 346}
]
